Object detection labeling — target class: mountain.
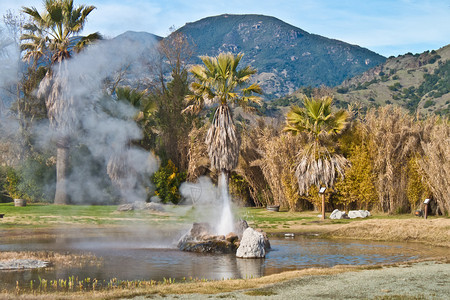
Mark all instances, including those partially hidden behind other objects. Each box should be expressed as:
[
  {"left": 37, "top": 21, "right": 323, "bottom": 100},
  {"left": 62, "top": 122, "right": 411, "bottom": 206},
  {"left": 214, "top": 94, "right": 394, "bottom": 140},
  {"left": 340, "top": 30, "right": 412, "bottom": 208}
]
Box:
[
  {"left": 113, "top": 30, "right": 162, "bottom": 45},
  {"left": 176, "top": 14, "right": 386, "bottom": 98},
  {"left": 271, "top": 45, "right": 449, "bottom": 116},
  {"left": 332, "top": 44, "right": 450, "bottom": 115}
]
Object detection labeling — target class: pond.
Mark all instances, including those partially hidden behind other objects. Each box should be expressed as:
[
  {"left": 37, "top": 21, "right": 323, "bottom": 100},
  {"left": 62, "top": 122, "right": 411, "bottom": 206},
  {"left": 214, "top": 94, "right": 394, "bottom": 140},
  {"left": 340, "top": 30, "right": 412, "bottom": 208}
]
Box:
[{"left": 0, "top": 230, "right": 446, "bottom": 290}]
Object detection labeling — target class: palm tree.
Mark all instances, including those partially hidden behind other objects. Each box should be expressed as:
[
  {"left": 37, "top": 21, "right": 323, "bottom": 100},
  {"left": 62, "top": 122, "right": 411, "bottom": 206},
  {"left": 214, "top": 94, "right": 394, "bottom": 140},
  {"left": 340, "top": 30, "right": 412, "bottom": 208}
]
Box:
[
  {"left": 284, "top": 96, "right": 350, "bottom": 199},
  {"left": 21, "top": 0, "right": 101, "bottom": 204},
  {"left": 187, "top": 52, "right": 262, "bottom": 233},
  {"left": 186, "top": 52, "right": 262, "bottom": 176}
]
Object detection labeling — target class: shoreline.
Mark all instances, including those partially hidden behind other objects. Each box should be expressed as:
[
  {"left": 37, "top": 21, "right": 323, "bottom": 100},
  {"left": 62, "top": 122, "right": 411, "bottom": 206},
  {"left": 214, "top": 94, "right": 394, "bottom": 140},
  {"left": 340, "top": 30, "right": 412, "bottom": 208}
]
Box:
[{"left": 1, "top": 215, "right": 449, "bottom": 299}]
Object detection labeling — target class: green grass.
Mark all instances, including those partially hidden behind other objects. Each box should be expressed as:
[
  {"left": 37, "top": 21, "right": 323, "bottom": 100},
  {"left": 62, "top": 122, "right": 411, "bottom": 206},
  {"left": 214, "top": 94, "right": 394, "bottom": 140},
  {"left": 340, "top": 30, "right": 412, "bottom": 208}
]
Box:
[
  {"left": 0, "top": 202, "right": 194, "bottom": 228},
  {"left": 0, "top": 203, "right": 431, "bottom": 232}
]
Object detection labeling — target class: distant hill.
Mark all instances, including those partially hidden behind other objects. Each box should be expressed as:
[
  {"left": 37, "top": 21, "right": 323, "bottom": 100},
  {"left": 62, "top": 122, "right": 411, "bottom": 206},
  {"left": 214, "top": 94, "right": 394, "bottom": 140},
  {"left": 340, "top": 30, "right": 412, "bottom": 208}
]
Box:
[
  {"left": 176, "top": 14, "right": 386, "bottom": 98},
  {"left": 271, "top": 45, "right": 449, "bottom": 116},
  {"left": 333, "top": 45, "right": 450, "bottom": 115}
]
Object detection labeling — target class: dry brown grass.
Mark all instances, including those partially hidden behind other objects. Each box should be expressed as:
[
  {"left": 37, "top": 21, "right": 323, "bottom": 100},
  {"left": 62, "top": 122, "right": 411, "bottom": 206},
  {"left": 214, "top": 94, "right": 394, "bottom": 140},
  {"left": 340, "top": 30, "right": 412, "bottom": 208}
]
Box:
[
  {"left": 329, "top": 218, "right": 450, "bottom": 247},
  {"left": 0, "top": 265, "right": 372, "bottom": 300},
  {"left": 0, "top": 251, "right": 102, "bottom": 267},
  {"left": 2, "top": 258, "right": 447, "bottom": 300}
]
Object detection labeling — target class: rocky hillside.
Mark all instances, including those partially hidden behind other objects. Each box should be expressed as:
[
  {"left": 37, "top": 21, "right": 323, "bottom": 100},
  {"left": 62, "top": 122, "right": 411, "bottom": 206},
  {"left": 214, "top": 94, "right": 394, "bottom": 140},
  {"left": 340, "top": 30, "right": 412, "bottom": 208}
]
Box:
[
  {"left": 176, "top": 14, "right": 386, "bottom": 98},
  {"left": 272, "top": 45, "right": 449, "bottom": 116},
  {"left": 333, "top": 44, "right": 450, "bottom": 115}
]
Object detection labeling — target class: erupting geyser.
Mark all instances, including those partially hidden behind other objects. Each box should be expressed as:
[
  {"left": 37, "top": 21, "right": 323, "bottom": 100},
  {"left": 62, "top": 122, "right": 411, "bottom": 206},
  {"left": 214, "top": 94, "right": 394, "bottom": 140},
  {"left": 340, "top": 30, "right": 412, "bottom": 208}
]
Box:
[
  {"left": 177, "top": 173, "right": 270, "bottom": 257},
  {"left": 216, "top": 172, "right": 234, "bottom": 235}
]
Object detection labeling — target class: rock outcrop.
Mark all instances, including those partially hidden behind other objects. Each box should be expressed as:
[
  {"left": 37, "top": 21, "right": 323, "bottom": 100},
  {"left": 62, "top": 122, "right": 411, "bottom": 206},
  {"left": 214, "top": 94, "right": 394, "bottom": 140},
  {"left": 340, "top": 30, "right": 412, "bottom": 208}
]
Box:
[
  {"left": 177, "top": 221, "right": 269, "bottom": 256},
  {"left": 177, "top": 223, "right": 240, "bottom": 254}
]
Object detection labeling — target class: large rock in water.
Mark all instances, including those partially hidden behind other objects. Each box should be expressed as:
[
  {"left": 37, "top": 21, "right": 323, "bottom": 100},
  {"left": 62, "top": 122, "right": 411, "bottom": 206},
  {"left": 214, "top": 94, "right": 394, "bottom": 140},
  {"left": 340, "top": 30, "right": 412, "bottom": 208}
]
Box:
[
  {"left": 236, "top": 227, "right": 269, "bottom": 258},
  {"left": 177, "top": 223, "right": 240, "bottom": 254}
]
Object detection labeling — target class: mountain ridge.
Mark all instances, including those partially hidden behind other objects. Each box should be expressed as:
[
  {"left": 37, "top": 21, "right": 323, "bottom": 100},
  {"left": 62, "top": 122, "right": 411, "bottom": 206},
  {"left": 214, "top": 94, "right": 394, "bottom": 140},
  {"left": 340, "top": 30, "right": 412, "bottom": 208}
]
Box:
[{"left": 175, "top": 14, "right": 386, "bottom": 98}]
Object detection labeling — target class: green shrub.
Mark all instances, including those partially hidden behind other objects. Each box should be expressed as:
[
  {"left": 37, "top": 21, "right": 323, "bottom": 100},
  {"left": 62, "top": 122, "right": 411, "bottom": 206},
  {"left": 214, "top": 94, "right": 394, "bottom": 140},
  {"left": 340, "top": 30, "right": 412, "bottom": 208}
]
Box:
[
  {"left": 4, "top": 167, "right": 21, "bottom": 200},
  {"left": 0, "top": 166, "right": 12, "bottom": 202},
  {"left": 336, "top": 87, "right": 348, "bottom": 94},
  {"left": 16, "top": 156, "right": 56, "bottom": 203},
  {"left": 151, "top": 160, "right": 186, "bottom": 204},
  {"left": 423, "top": 100, "right": 434, "bottom": 108}
]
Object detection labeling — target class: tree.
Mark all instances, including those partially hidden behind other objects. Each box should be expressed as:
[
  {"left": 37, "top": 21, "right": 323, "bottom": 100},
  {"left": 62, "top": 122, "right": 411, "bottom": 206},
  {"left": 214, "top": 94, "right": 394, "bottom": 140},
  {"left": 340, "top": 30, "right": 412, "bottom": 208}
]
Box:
[
  {"left": 151, "top": 31, "right": 194, "bottom": 170},
  {"left": 186, "top": 52, "right": 262, "bottom": 181},
  {"left": 21, "top": 0, "right": 101, "bottom": 204},
  {"left": 284, "top": 96, "right": 350, "bottom": 197}
]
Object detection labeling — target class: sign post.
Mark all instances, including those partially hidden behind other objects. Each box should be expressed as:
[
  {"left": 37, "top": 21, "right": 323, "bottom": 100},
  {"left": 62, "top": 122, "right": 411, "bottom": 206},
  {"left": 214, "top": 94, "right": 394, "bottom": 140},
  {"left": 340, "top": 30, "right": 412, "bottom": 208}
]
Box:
[
  {"left": 319, "top": 187, "right": 326, "bottom": 220},
  {"left": 423, "top": 198, "right": 430, "bottom": 219}
]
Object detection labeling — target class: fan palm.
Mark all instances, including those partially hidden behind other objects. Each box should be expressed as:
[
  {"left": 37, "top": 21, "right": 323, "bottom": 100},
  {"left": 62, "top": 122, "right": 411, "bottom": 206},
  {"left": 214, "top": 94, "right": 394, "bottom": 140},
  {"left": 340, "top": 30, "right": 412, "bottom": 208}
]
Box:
[
  {"left": 284, "top": 96, "right": 350, "bottom": 195},
  {"left": 186, "top": 52, "right": 262, "bottom": 177},
  {"left": 21, "top": 0, "right": 101, "bottom": 204},
  {"left": 187, "top": 52, "right": 261, "bottom": 234}
]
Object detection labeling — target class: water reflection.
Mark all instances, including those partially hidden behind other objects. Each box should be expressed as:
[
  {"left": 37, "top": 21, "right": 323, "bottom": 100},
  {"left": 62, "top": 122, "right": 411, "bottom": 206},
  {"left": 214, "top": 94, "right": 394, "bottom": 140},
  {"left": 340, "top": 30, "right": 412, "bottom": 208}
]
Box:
[{"left": 0, "top": 234, "right": 446, "bottom": 290}]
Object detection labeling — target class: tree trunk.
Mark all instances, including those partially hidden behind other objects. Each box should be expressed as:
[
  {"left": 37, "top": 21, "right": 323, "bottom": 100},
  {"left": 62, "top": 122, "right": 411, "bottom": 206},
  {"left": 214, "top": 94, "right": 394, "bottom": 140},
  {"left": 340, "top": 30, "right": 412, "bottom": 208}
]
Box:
[{"left": 55, "top": 145, "right": 69, "bottom": 204}]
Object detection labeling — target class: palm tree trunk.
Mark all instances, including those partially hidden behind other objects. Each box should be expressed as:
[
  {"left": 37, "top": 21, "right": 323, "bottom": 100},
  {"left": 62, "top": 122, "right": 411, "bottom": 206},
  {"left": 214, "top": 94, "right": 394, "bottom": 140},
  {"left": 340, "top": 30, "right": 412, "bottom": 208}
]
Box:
[{"left": 54, "top": 141, "right": 69, "bottom": 205}]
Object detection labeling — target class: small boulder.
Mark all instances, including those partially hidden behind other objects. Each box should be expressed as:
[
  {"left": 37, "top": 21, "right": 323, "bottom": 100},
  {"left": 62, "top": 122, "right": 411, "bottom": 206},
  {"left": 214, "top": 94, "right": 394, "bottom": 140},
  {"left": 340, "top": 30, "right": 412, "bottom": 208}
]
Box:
[
  {"left": 236, "top": 227, "right": 266, "bottom": 258},
  {"left": 348, "top": 210, "right": 370, "bottom": 219},
  {"left": 117, "top": 204, "right": 134, "bottom": 211},
  {"left": 329, "top": 209, "right": 349, "bottom": 219},
  {"left": 145, "top": 202, "right": 165, "bottom": 212}
]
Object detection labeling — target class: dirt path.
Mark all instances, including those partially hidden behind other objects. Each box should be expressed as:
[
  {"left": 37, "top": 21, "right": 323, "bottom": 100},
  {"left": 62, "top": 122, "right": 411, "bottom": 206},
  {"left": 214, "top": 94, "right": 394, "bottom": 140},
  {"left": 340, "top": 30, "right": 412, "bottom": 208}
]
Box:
[{"left": 129, "top": 261, "right": 450, "bottom": 299}]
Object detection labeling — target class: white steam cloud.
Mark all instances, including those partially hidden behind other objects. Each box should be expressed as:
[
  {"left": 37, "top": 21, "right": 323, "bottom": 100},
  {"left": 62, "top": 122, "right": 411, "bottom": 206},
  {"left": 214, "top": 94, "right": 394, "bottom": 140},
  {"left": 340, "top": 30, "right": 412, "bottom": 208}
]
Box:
[
  {"left": 1, "top": 29, "right": 160, "bottom": 204},
  {"left": 43, "top": 36, "right": 160, "bottom": 204},
  {"left": 180, "top": 176, "right": 236, "bottom": 234}
]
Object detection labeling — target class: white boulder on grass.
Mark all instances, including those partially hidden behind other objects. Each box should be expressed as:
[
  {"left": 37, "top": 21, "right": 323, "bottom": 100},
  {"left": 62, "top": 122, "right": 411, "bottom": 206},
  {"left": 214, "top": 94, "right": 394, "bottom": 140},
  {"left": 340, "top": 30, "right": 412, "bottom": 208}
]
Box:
[
  {"left": 329, "top": 209, "right": 348, "bottom": 219},
  {"left": 348, "top": 210, "right": 371, "bottom": 219},
  {"left": 236, "top": 227, "right": 266, "bottom": 258}
]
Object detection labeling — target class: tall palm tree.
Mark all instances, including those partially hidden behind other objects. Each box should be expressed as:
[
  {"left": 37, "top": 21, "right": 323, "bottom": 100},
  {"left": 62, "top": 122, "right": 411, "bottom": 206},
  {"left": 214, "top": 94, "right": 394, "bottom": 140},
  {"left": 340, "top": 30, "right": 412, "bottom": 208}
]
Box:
[
  {"left": 284, "top": 96, "right": 350, "bottom": 195},
  {"left": 21, "top": 0, "right": 101, "bottom": 204},
  {"left": 186, "top": 52, "right": 262, "bottom": 177},
  {"left": 187, "top": 52, "right": 262, "bottom": 234}
]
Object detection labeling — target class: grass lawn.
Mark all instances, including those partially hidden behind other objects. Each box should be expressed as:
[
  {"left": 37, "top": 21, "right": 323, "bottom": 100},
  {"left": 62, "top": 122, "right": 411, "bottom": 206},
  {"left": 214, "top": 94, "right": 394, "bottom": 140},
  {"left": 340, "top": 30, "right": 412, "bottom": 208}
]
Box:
[{"left": 0, "top": 202, "right": 193, "bottom": 229}]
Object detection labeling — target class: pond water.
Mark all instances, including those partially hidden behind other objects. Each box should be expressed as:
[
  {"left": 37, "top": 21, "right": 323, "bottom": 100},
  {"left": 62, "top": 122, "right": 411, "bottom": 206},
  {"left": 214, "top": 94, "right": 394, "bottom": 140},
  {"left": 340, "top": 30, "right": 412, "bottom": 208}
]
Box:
[{"left": 0, "top": 231, "right": 446, "bottom": 290}]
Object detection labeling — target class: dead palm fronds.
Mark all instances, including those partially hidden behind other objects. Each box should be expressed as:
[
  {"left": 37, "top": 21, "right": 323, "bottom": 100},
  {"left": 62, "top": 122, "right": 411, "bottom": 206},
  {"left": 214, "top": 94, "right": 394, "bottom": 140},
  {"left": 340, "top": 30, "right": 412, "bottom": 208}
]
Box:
[
  {"left": 295, "top": 145, "right": 349, "bottom": 195},
  {"left": 205, "top": 105, "right": 240, "bottom": 172}
]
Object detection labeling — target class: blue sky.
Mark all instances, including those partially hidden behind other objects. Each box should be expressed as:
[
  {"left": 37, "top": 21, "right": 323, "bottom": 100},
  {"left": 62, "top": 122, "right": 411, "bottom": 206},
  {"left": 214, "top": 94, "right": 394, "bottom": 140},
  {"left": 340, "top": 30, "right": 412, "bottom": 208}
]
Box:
[{"left": 2, "top": 0, "right": 449, "bottom": 57}]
